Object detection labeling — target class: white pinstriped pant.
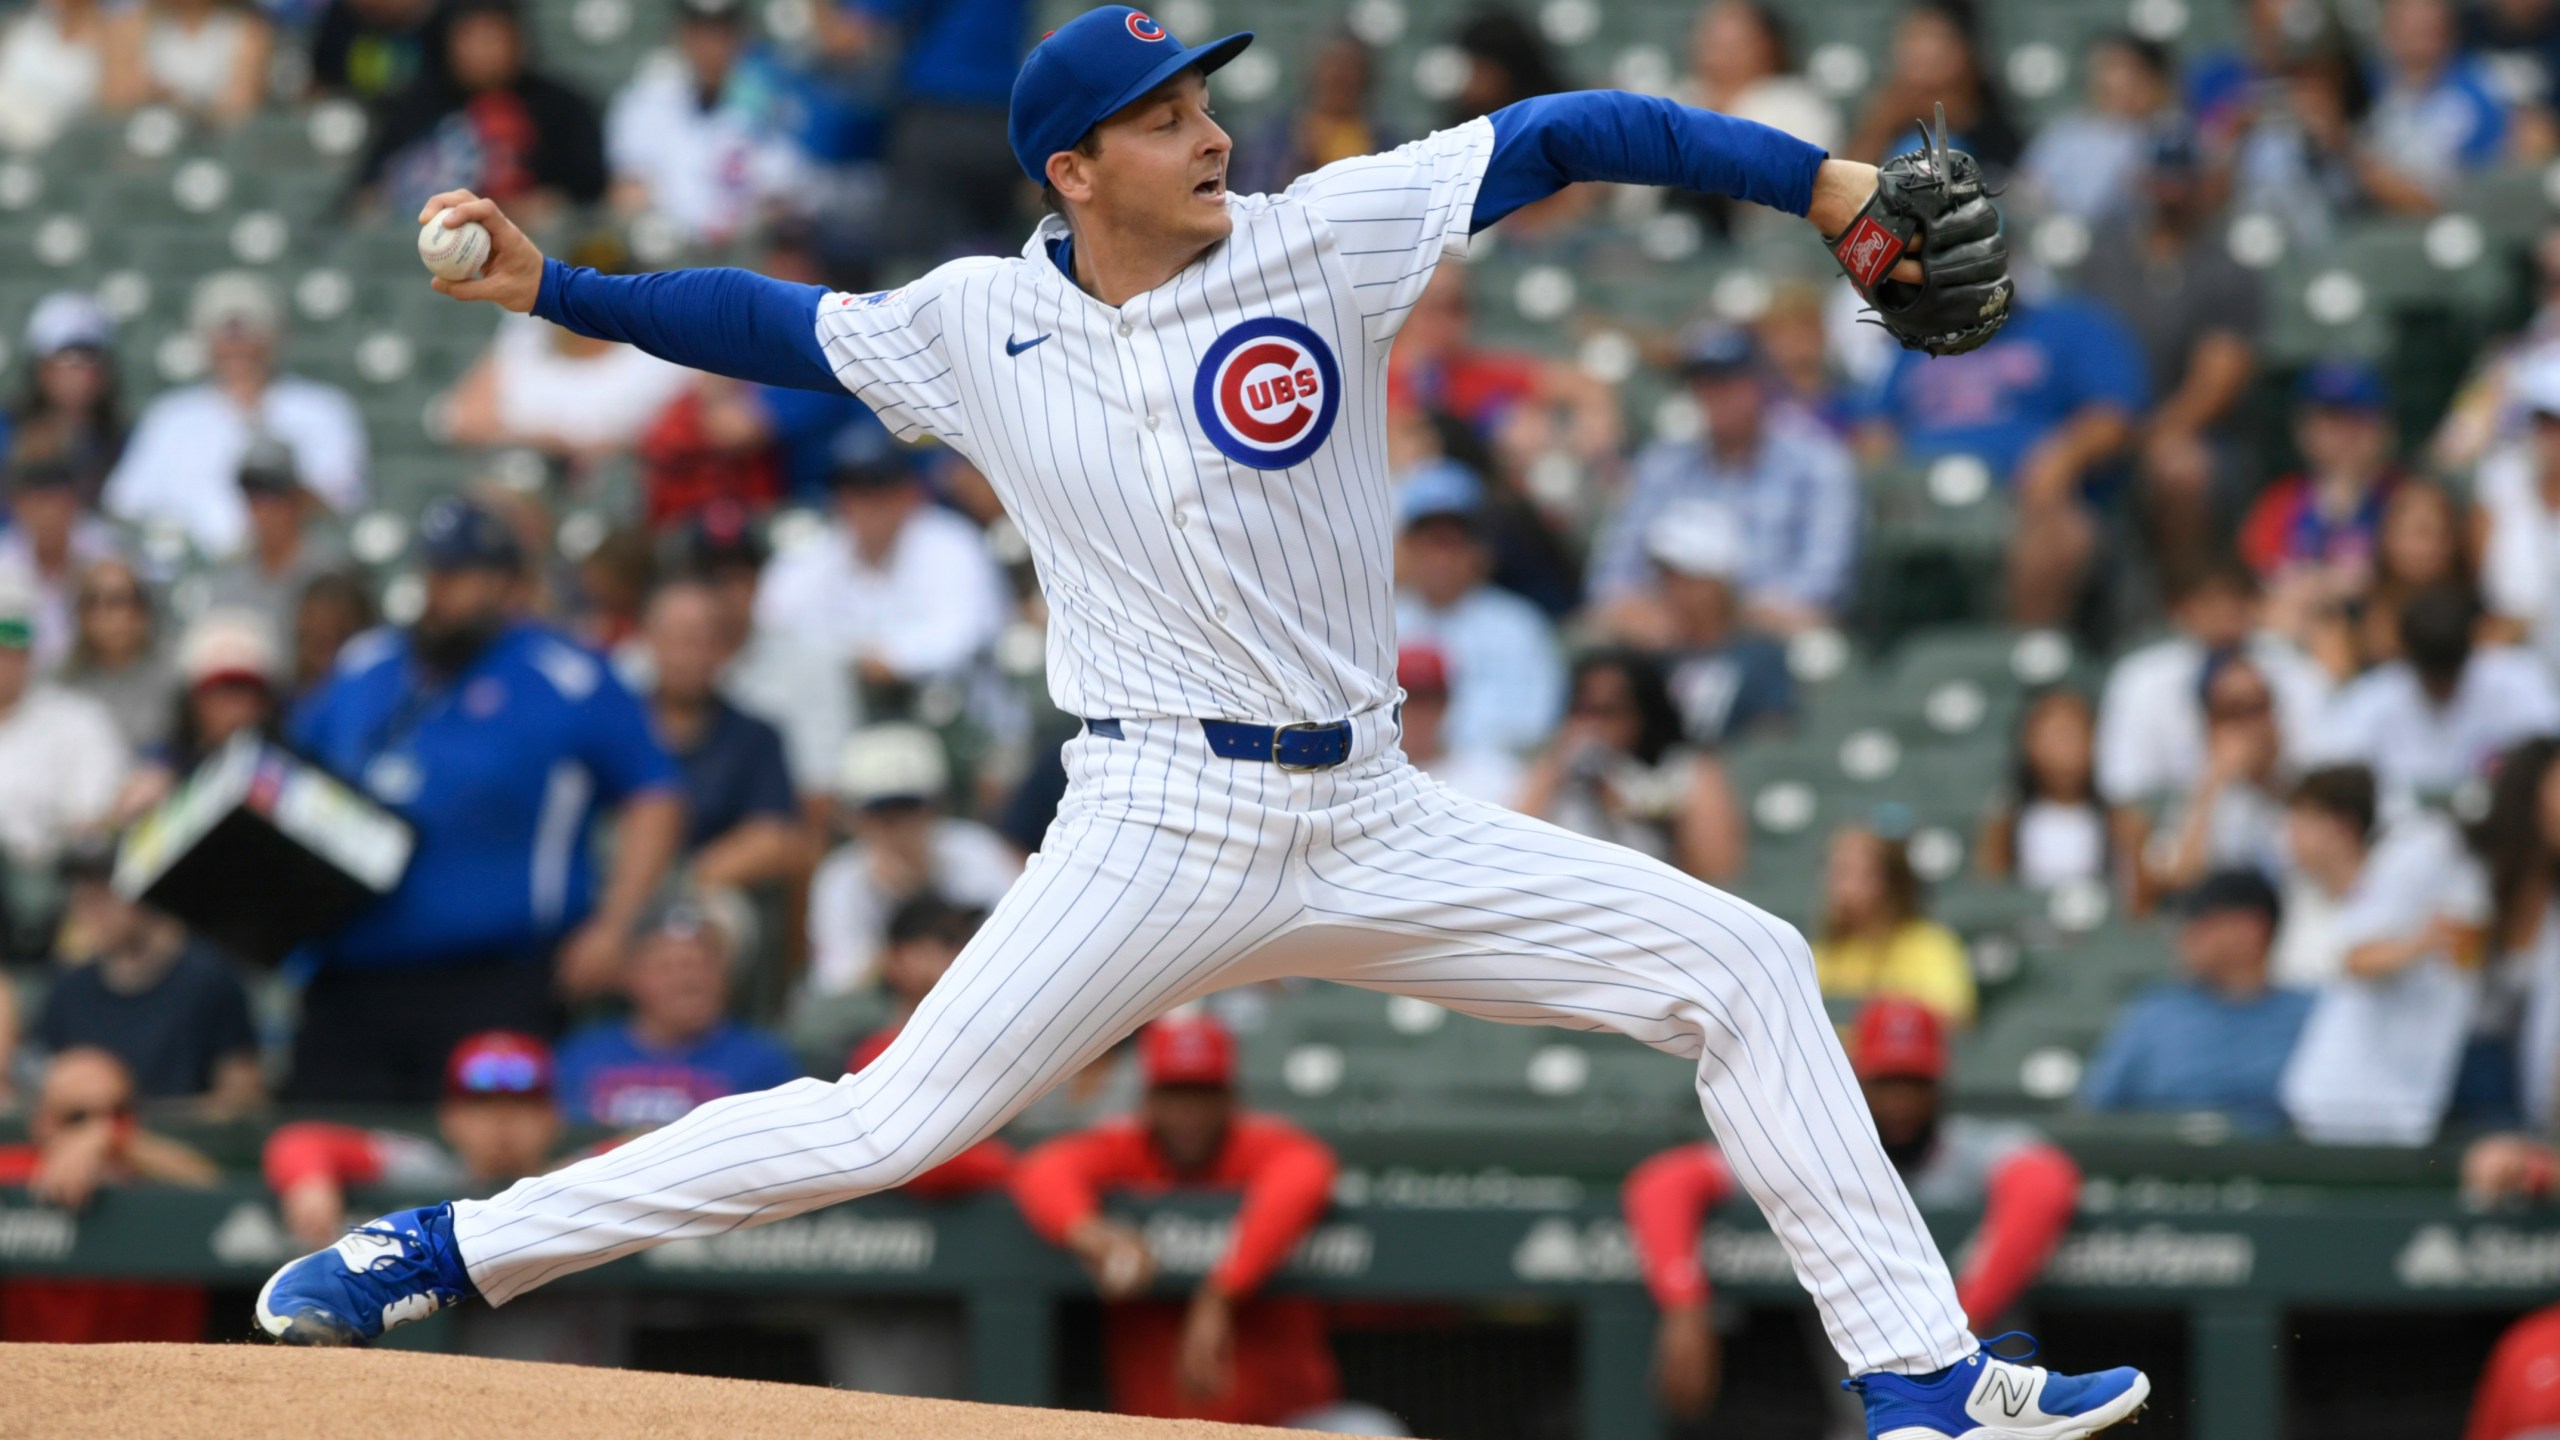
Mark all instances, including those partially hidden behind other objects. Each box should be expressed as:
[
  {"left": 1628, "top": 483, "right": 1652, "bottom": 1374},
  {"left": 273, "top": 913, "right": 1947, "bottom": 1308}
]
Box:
[{"left": 451, "top": 712, "right": 1976, "bottom": 1375}]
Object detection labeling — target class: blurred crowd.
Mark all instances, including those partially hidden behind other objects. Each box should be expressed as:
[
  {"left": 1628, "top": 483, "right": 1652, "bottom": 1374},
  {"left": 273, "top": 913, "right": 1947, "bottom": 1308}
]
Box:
[{"left": 14, "top": 0, "right": 2560, "bottom": 1425}]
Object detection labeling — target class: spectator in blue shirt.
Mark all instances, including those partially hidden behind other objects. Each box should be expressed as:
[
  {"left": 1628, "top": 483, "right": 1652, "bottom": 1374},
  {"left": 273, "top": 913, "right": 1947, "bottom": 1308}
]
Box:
[
  {"left": 287, "top": 497, "right": 685, "bottom": 1103},
  {"left": 1393, "top": 462, "right": 1566, "bottom": 756},
  {"left": 1592, "top": 323, "right": 1859, "bottom": 635},
  {"left": 553, "top": 901, "right": 800, "bottom": 1129},
  {"left": 2363, "top": 0, "right": 2511, "bottom": 213},
  {"left": 821, "top": 0, "right": 1028, "bottom": 263},
  {"left": 1856, "top": 293, "right": 2148, "bottom": 626},
  {"left": 2080, "top": 869, "right": 2314, "bottom": 1133},
  {"left": 641, "top": 578, "right": 810, "bottom": 892}
]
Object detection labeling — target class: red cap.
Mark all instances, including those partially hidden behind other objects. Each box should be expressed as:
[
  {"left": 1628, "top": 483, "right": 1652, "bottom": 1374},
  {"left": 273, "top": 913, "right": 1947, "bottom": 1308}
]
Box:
[
  {"left": 1140, "top": 1014, "right": 1236, "bottom": 1088},
  {"left": 1398, "top": 642, "right": 1450, "bottom": 697},
  {"left": 1850, "top": 999, "right": 1945, "bottom": 1081},
  {"left": 444, "top": 1031, "right": 554, "bottom": 1099}
]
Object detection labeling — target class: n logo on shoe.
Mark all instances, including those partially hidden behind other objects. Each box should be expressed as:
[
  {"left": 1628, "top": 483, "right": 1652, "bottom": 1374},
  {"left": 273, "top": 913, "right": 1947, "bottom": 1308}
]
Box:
[
  {"left": 1980, "top": 1367, "right": 2037, "bottom": 1419},
  {"left": 331, "top": 1230, "right": 404, "bottom": 1273}
]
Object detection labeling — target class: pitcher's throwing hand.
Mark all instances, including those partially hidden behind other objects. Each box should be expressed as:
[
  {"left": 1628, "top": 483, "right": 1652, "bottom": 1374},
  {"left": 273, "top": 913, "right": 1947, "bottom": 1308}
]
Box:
[{"left": 415, "top": 191, "right": 545, "bottom": 313}]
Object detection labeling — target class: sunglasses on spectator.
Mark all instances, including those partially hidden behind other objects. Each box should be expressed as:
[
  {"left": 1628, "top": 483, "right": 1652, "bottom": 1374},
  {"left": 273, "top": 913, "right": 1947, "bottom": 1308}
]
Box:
[
  {"left": 2208, "top": 693, "right": 2272, "bottom": 721},
  {"left": 453, "top": 1052, "right": 547, "bottom": 1096},
  {"left": 50, "top": 1102, "right": 132, "bottom": 1128}
]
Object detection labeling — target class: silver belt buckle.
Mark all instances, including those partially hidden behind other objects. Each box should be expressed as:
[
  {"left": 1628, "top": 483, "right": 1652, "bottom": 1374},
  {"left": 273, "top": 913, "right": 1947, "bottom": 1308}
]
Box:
[{"left": 1272, "top": 720, "right": 1337, "bottom": 772}]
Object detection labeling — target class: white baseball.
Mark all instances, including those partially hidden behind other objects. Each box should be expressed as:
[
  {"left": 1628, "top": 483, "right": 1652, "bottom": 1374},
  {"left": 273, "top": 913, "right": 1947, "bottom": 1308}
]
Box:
[{"left": 417, "top": 208, "right": 491, "bottom": 282}]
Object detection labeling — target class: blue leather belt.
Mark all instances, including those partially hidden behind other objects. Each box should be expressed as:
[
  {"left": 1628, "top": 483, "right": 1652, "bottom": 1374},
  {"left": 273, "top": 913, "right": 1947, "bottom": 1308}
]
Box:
[{"left": 1083, "top": 717, "right": 1353, "bottom": 770}]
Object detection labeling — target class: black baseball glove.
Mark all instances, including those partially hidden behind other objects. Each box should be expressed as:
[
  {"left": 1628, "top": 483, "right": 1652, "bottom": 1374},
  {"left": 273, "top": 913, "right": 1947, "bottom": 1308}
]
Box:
[{"left": 1824, "top": 105, "right": 2012, "bottom": 358}]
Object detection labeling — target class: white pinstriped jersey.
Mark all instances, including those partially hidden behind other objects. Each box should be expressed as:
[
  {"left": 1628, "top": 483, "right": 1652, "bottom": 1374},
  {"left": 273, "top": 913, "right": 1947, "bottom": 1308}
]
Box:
[{"left": 809, "top": 117, "right": 1500, "bottom": 725}]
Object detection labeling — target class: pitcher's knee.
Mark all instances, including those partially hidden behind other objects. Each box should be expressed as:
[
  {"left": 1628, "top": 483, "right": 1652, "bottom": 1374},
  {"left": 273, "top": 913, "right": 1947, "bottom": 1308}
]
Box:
[{"left": 818, "top": 1071, "right": 1000, "bottom": 1189}]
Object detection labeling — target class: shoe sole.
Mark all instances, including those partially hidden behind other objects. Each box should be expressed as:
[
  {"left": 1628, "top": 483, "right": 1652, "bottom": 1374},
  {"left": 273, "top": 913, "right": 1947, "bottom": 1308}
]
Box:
[{"left": 253, "top": 1264, "right": 362, "bottom": 1347}]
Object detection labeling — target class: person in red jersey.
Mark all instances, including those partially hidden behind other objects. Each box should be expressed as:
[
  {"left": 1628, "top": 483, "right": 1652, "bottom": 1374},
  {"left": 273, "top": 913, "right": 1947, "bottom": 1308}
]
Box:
[
  {"left": 264, "top": 1031, "right": 567, "bottom": 1250},
  {"left": 1624, "top": 998, "right": 2081, "bottom": 1423},
  {"left": 1011, "top": 1013, "right": 1397, "bottom": 1431},
  {"left": 0, "top": 1048, "right": 219, "bottom": 1341},
  {"left": 2469, "top": 1304, "right": 2560, "bottom": 1440}
]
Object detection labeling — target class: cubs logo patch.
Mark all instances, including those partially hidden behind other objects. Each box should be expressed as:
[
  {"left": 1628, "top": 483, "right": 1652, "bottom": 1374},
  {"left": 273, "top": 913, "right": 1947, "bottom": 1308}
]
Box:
[
  {"left": 1126, "top": 11, "right": 1166, "bottom": 40},
  {"left": 1192, "top": 317, "right": 1342, "bottom": 470}
]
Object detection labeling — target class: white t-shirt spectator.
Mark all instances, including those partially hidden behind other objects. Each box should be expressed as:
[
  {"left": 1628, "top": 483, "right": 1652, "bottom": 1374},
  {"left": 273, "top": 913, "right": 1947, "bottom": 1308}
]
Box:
[
  {"left": 1420, "top": 747, "right": 1524, "bottom": 809},
  {"left": 723, "top": 627, "right": 856, "bottom": 795},
  {"left": 755, "top": 508, "right": 1007, "bottom": 684},
  {"left": 2013, "top": 799, "right": 2108, "bottom": 889},
  {"left": 2095, "top": 633, "right": 2330, "bottom": 804},
  {"left": 2278, "top": 810, "right": 2488, "bottom": 1145},
  {"left": 806, "top": 819, "right": 1022, "bottom": 995},
  {"left": 1395, "top": 586, "right": 1565, "bottom": 756},
  {"left": 103, "top": 377, "right": 366, "bottom": 557},
  {"left": 485, "top": 315, "right": 693, "bottom": 453},
  {"left": 2273, "top": 809, "right": 2487, "bottom": 989},
  {"left": 0, "top": 0, "right": 103, "bottom": 151},
  {"left": 2477, "top": 440, "right": 2560, "bottom": 673},
  {"left": 606, "top": 52, "right": 809, "bottom": 247},
  {"left": 141, "top": 6, "right": 254, "bottom": 112},
  {"left": 0, "top": 684, "right": 127, "bottom": 868},
  {"left": 2308, "top": 647, "right": 2560, "bottom": 798}
]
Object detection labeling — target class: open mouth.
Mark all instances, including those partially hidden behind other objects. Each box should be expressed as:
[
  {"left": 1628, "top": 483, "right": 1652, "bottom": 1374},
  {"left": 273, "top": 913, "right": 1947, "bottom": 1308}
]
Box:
[{"left": 1194, "top": 171, "right": 1227, "bottom": 201}]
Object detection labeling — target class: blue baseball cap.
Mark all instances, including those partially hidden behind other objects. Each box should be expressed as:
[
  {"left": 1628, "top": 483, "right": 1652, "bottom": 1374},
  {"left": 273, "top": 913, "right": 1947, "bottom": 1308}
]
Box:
[
  {"left": 1397, "top": 460, "right": 1485, "bottom": 529},
  {"left": 1677, "top": 321, "right": 1759, "bottom": 376},
  {"left": 416, "top": 495, "right": 524, "bottom": 573},
  {"left": 2295, "top": 359, "right": 2386, "bottom": 414},
  {"left": 1008, "top": 6, "right": 1253, "bottom": 185}
]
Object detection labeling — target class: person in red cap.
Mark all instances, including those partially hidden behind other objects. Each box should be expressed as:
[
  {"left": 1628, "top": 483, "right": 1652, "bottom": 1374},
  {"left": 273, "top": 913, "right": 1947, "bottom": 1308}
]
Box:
[
  {"left": 1010, "top": 1013, "right": 1373, "bottom": 1429},
  {"left": 2466, "top": 1303, "right": 2560, "bottom": 1440},
  {"left": 1623, "top": 998, "right": 2081, "bottom": 1423},
  {"left": 1396, "top": 640, "right": 1522, "bottom": 808},
  {"left": 264, "top": 1031, "right": 568, "bottom": 1250}
]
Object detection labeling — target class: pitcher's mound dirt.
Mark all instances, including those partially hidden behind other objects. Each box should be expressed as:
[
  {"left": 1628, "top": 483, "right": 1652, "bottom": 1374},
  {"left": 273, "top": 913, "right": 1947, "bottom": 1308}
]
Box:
[{"left": 0, "top": 1344, "right": 1290, "bottom": 1439}]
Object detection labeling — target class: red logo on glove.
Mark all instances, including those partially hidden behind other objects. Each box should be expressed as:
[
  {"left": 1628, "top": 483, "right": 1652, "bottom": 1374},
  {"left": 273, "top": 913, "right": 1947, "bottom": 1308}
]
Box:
[{"left": 1834, "top": 215, "right": 1906, "bottom": 289}]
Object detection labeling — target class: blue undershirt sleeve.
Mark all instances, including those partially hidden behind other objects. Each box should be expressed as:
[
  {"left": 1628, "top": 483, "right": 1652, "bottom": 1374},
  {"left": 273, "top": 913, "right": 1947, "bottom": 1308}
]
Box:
[
  {"left": 530, "top": 258, "right": 844, "bottom": 395},
  {"left": 1473, "top": 91, "right": 1830, "bottom": 233}
]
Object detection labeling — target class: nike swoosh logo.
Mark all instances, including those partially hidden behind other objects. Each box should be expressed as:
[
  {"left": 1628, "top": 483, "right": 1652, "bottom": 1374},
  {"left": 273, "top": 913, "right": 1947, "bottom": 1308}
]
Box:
[{"left": 1005, "top": 333, "right": 1051, "bottom": 357}]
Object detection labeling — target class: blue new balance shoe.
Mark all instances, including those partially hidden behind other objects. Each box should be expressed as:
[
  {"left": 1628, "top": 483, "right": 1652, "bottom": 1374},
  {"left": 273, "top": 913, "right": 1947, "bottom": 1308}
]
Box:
[
  {"left": 254, "top": 1203, "right": 478, "bottom": 1346},
  {"left": 1848, "top": 1335, "right": 2149, "bottom": 1439}
]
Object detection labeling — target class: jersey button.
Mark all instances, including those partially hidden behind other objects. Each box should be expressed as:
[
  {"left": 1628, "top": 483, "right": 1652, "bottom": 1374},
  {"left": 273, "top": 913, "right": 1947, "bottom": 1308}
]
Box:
[
  {"left": 1173, "top": 508, "right": 1190, "bottom": 528},
  {"left": 1117, "top": 320, "right": 1134, "bottom": 338},
  {"left": 1214, "top": 605, "right": 1230, "bottom": 622},
  {"left": 1145, "top": 414, "right": 1159, "bottom": 431}
]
